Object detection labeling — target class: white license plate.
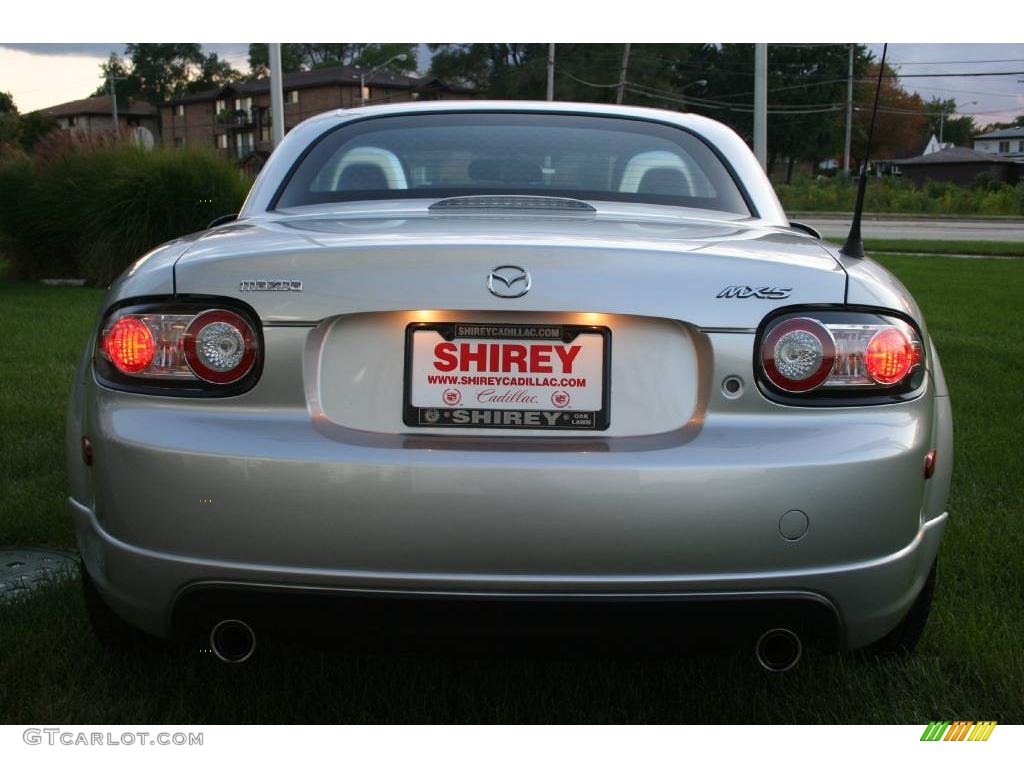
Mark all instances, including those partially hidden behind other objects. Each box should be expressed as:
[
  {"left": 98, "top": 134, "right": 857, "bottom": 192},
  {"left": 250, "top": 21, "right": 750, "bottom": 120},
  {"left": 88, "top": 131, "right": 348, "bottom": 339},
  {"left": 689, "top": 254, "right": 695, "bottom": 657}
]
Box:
[{"left": 404, "top": 322, "right": 610, "bottom": 430}]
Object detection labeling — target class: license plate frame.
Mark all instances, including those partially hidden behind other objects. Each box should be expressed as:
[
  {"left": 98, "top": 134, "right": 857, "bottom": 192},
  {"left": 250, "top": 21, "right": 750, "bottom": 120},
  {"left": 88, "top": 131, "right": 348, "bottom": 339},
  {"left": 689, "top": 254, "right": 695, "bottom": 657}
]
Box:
[{"left": 403, "top": 322, "right": 611, "bottom": 431}]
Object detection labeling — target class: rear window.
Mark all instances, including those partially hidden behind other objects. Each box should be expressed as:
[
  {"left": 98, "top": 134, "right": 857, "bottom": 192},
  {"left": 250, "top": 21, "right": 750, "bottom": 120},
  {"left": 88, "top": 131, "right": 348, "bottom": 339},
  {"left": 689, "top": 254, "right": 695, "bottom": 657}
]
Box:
[{"left": 273, "top": 112, "right": 751, "bottom": 215}]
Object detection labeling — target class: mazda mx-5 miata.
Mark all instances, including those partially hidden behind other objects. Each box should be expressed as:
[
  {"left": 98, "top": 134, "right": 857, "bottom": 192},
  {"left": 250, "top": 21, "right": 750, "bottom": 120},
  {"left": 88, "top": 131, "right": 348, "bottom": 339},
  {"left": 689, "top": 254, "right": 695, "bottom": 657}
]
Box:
[{"left": 67, "top": 101, "right": 951, "bottom": 668}]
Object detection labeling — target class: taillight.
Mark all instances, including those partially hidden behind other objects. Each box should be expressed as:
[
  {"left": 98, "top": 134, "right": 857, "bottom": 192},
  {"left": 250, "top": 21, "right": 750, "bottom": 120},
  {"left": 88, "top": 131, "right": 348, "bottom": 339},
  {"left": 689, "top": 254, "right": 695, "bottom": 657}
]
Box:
[
  {"left": 761, "top": 318, "right": 836, "bottom": 393},
  {"left": 96, "top": 300, "right": 262, "bottom": 395},
  {"left": 864, "top": 327, "right": 920, "bottom": 385},
  {"left": 183, "top": 310, "right": 258, "bottom": 384},
  {"left": 757, "top": 309, "right": 925, "bottom": 404},
  {"left": 102, "top": 316, "right": 155, "bottom": 373}
]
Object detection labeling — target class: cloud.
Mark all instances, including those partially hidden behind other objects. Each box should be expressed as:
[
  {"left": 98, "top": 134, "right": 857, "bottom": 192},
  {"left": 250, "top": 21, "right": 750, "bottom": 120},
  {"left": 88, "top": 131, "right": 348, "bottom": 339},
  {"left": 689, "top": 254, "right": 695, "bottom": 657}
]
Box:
[{"left": 1, "top": 43, "right": 126, "bottom": 57}]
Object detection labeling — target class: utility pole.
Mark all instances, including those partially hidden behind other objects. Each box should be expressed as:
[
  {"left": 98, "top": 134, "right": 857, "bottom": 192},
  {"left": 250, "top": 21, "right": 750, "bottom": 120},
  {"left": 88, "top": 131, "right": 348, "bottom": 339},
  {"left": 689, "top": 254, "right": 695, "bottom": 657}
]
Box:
[
  {"left": 616, "top": 43, "right": 631, "bottom": 105},
  {"left": 106, "top": 74, "right": 125, "bottom": 131},
  {"left": 939, "top": 110, "right": 945, "bottom": 144},
  {"left": 546, "top": 44, "right": 555, "bottom": 101},
  {"left": 843, "top": 43, "right": 854, "bottom": 177},
  {"left": 269, "top": 43, "right": 285, "bottom": 147},
  {"left": 358, "top": 52, "right": 409, "bottom": 107},
  {"left": 754, "top": 43, "right": 767, "bottom": 171}
]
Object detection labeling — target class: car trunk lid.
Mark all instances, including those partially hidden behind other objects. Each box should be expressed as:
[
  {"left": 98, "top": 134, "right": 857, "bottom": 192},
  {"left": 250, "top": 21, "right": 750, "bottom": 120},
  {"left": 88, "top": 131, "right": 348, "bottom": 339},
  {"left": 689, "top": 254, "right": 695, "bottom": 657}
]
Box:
[{"left": 174, "top": 210, "right": 846, "bottom": 328}]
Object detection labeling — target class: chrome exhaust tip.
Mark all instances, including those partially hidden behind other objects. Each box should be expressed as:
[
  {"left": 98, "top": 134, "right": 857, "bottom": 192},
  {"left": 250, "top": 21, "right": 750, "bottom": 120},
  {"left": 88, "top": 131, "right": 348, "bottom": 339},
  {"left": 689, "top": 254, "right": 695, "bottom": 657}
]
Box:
[
  {"left": 755, "top": 627, "right": 802, "bottom": 672},
  {"left": 209, "top": 619, "right": 256, "bottom": 663}
]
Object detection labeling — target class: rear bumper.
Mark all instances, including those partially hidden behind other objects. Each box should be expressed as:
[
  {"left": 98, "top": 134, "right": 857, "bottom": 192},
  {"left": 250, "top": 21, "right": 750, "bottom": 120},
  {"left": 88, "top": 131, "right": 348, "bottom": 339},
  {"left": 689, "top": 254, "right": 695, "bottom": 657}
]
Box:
[
  {"left": 69, "top": 327, "right": 952, "bottom": 651},
  {"left": 71, "top": 495, "right": 945, "bottom": 649}
]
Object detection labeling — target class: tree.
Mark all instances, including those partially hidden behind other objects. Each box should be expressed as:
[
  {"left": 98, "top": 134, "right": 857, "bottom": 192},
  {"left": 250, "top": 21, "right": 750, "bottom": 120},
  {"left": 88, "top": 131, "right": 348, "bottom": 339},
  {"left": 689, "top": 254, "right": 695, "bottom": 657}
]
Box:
[
  {"left": 188, "top": 53, "right": 241, "bottom": 93},
  {"left": 15, "top": 112, "right": 57, "bottom": 152},
  {"left": 695, "top": 44, "right": 870, "bottom": 179},
  {"left": 0, "top": 92, "right": 55, "bottom": 152},
  {"left": 851, "top": 61, "right": 929, "bottom": 164},
  {"left": 983, "top": 114, "right": 1024, "bottom": 131},
  {"left": 427, "top": 43, "right": 713, "bottom": 104},
  {"left": 0, "top": 91, "right": 20, "bottom": 145},
  {"left": 93, "top": 46, "right": 241, "bottom": 103},
  {"left": 427, "top": 44, "right": 875, "bottom": 179},
  {"left": 923, "top": 97, "right": 976, "bottom": 147},
  {"left": 246, "top": 44, "right": 418, "bottom": 78},
  {"left": 555, "top": 44, "right": 714, "bottom": 106},
  {"left": 92, "top": 52, "right": 134, "bottom": 101},
  {"left": 427, "top": 44, "right": 547, "bottom": 97},
  {"left": 126, "top": 44, "right": 208, "bottom": 101}
]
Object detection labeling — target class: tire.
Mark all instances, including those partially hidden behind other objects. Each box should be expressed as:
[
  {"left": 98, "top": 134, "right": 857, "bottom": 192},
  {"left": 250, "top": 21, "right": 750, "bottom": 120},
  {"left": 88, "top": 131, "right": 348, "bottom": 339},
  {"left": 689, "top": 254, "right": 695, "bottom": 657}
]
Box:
[
  {"left": 868, "top": 558, "right": 937, "bottom": 655},
  {"left": 80, "top": 564, "right": 160, "bottom": 652}
]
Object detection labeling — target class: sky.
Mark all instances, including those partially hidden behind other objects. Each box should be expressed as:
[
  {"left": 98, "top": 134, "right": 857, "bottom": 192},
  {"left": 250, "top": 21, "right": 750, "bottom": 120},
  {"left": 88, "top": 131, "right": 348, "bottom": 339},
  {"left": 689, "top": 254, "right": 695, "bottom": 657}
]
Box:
[{"left": 2, "top": 42, "right": 1022, "bottom": 127}]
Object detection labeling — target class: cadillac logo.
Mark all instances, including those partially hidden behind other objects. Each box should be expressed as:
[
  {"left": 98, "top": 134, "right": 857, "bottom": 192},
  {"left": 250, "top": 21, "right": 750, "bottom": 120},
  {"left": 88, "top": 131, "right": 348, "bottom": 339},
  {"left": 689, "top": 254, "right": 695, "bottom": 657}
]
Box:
[{"left": 487, "top": 265, "right": 531, "bottom": 299}]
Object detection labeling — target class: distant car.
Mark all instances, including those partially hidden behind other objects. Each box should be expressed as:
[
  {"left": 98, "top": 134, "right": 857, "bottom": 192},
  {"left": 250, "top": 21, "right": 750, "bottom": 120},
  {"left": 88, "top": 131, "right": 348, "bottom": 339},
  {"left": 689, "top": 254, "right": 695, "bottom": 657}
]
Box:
[{"left": 67, "top": 102, "right": 951, "bottom": 669}]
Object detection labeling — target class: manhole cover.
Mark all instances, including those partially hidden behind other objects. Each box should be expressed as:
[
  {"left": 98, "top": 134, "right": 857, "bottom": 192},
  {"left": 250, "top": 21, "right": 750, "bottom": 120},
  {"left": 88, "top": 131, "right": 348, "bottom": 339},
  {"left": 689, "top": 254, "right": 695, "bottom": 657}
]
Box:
[{"left": 0, "top": 548, "right": 79, "bottom": 602}]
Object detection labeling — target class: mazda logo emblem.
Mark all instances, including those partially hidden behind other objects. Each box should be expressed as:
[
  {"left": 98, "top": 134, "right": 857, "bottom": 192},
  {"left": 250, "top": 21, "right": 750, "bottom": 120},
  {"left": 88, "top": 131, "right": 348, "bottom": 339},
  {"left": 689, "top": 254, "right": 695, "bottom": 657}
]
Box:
[{"left": 487, "top": 265, "right": 531, "bottom": 298}]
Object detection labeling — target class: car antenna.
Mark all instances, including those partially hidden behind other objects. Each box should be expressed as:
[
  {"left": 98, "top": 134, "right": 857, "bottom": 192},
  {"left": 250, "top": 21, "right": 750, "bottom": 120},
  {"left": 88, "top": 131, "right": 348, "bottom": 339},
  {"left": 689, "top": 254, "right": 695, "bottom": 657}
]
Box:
[{"left": 840, "top": 43, "right": 887, "bottom": 259}]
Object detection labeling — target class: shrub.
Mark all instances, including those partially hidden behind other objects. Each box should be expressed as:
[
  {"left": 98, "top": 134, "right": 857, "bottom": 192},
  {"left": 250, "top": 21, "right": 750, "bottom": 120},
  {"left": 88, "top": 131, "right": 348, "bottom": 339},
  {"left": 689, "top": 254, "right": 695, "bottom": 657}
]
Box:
[
  {"left": 775, "top": 175, "right": 1024, "bottom": 216},
  {"left": 0, "top": 135, "right": 250, "bottom": 285}
]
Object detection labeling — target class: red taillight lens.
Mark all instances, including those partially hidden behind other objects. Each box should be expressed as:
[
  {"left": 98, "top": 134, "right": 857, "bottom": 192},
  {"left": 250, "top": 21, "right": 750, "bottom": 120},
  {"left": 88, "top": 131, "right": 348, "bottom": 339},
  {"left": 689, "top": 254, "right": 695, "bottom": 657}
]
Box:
[
  {"left": 183, "top": 309, "right": 257, "bottom": 384},
  {"left": 102, "top": 316, "right": 155, "bottom": 373},
  {"left": 757, "top": 310, "right": 925, "bottom": 404},
  {"left": 865, "top": 327, "right": 920, "bottom": 385},
  {"left": 761, "top": 318, "right": 836, "bottom": 393},
  {"left": 96, "top": 303, "right": 261, "bottom": 393}
]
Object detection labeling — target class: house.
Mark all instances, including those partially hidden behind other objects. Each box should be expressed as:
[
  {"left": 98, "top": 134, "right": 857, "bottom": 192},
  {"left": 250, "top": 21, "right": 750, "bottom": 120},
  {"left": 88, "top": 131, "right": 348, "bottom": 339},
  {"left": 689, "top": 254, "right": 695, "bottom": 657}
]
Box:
[
  {"left": 892, "top": 145, "right": 1019, "bottom": 187},
  {"left": 159, "top": 65, "right": 474, "bottom": 163},
  {"left": 921, "top": 134, "right": 953, "bottom": 156},
  {"left": 35, "top": 94, "right": 160, "bottom": 144},
  {"left": 973, "top": 126, "right": 1024, "bottom": 162}
]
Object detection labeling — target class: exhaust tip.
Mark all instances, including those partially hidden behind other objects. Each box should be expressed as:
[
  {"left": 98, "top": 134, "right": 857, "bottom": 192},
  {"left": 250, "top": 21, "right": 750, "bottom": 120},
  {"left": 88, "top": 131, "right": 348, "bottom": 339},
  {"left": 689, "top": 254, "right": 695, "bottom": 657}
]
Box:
[
  {"left": 755, "top": 627, "right": 802, "bottom": 672},
  {"left": 209, "top": 619, "right": 256, "bottom": 663}
]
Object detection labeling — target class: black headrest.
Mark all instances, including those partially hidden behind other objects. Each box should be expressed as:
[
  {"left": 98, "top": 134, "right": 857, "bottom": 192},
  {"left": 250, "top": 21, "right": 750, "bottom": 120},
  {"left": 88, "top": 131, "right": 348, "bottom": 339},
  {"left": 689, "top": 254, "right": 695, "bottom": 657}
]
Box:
[
  {"left": 637, "top": 167, "right": 688, "bottom": 196},
  {"left": 338, "top": 163, "right": 388, "bottom": 190}
]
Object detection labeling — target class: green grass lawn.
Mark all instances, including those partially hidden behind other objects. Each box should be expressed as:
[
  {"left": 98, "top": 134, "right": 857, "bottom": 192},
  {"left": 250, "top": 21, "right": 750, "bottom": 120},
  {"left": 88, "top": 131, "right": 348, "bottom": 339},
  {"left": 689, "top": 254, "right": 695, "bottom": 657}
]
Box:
[
  {"left": 1, "top": 255, "right": 1022, "bottom": 723},
  {"left": 0, "top": 281, "right": 103, "bottom": 547},
  {"left": 824, "top": 238, "right": 1024, "bottom": 258}
]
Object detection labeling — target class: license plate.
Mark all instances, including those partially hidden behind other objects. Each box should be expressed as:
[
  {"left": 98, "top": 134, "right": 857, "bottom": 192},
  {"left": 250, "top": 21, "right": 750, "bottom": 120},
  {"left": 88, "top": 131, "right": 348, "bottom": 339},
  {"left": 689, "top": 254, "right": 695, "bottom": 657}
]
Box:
[{"left": 404, "top": 322, "right": 611, "bottom": 430}]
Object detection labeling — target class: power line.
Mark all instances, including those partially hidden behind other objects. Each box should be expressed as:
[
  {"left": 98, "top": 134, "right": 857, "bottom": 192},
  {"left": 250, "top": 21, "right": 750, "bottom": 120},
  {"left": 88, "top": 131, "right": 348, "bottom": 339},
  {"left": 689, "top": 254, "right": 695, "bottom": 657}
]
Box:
[
  {"left": 624, "top": 79, "right": 842, "bottom": 110},
  {"left": 885, "top": 70, "right": 1024, "bottom": 78},
  {"left": 859, "top": 105, "right": 1019, "bottom": 117},
  {"left": 624, "top": 84, "right": 843, "bottom": 114},
  {"left": 890, "top": 58, "right": 1024, "bottom": 66},
  {"left": 562, "top": 72, "right": 619, "bottom": 89}
]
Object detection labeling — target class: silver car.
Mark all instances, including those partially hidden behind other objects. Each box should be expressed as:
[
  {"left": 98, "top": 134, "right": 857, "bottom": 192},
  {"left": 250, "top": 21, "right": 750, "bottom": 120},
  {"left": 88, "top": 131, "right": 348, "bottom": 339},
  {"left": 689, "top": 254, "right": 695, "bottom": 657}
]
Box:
[{"left": 67, "top": 101, "right": 951, "bottom": 669}]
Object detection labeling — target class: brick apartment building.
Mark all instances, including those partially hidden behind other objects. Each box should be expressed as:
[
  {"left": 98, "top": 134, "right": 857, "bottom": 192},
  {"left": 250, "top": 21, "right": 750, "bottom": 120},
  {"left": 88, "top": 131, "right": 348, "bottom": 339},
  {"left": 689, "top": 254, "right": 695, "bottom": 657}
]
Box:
[{"left": 159, "top": 65, "right": 473, "bottom": 164}]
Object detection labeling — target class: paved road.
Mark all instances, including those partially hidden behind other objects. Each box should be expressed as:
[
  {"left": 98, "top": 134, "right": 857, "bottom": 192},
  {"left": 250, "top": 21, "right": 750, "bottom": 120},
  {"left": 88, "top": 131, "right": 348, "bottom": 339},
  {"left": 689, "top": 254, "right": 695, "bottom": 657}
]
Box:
[{"left": 796, "top": 216, "right": 1024, "bottom": 243}]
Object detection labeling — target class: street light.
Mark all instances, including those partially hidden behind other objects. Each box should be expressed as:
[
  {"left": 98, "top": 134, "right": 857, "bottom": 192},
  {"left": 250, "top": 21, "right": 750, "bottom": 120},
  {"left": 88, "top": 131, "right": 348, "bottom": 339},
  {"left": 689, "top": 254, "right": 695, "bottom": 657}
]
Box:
[{"left": 358, "top": 53, "right": 409, "bottom": 107}]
